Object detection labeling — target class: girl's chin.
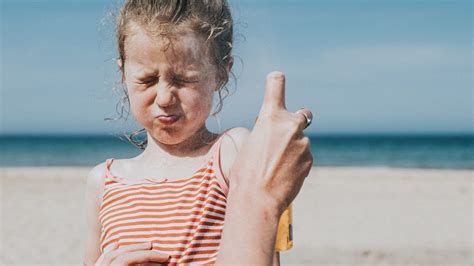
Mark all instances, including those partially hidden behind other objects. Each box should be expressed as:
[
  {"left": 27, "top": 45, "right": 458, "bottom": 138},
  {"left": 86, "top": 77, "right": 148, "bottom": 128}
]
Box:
[
  {"left": 156, "top": 138, "right": 184, "bottom": 146},
  {"left": 147, "top": 122, "right": 209, "bottom": 146},
  {"left": 149, "top": 128, "right": 191, "bottom": 145},
  {"left": 150, "top": 132, "right": 182, "bottom": 145}
]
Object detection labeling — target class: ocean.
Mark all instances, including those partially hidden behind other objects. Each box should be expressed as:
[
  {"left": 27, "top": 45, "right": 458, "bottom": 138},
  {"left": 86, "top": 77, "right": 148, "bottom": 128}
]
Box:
[{"left": 1, "top": 134, "right": 473, "bottom": 169}]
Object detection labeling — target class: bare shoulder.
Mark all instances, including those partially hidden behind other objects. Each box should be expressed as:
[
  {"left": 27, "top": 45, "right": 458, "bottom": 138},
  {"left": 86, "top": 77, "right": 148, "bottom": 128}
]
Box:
[
  {"left": 87, "top": 162, "right": 106, "bottom": 186},
  {"left": 85, "top": 162, "right": 107, "bottom": 203},
  {"left": 219, "top": 127, "right": 251, "bottom": 183},
  {"left": 221, "top": 127, "right": 250, "bottom": 147}
]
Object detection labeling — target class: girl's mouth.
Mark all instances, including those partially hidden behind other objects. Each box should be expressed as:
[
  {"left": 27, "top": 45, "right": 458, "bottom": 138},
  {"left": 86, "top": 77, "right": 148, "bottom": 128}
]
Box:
[{"left": 156, "top": 115, "right": 180, "bottom": 125}]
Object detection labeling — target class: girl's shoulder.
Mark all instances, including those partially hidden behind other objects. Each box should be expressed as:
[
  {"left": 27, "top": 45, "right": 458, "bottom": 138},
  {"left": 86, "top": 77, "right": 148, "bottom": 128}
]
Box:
[
  {"left": 85, "top": 162, "right": 108, "bottom": 215},
  {"left": 87, "top": 162, "right": 107, "bottom": 186},
  {"left": 219, "top": 127, "right": 251, "bottom": 182},
  {"left": 220, "top": 127, "right": 250, "bottom": 150}
]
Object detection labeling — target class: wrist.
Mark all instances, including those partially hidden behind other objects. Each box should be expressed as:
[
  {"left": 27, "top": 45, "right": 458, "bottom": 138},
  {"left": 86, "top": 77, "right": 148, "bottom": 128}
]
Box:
[{"left": 227, "top": 182, "right": 282, "bottom": 221}]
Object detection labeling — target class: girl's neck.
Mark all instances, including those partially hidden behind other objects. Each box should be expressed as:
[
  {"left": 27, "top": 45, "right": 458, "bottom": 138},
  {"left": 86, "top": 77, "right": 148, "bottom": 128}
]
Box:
[{"left": 137, "top": 126, "right": 219, "bottom": 162}]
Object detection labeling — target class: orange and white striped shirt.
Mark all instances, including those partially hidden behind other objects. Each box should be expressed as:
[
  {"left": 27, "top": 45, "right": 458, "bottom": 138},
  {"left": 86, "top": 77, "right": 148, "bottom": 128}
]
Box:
[{"left": 99, "top": 135, "right": 228, "bottom": 265}]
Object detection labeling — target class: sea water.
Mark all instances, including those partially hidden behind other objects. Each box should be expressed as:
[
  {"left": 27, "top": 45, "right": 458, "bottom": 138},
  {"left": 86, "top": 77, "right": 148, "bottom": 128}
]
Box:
[{"left": 1, "top": 134, "right": 473, "bottom": 169}]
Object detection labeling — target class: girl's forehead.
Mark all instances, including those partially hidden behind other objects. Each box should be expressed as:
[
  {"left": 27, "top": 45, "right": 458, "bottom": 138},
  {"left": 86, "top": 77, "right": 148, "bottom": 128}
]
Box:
[{"left": 124, "top": 26, "right": 212, "bottom": 71}]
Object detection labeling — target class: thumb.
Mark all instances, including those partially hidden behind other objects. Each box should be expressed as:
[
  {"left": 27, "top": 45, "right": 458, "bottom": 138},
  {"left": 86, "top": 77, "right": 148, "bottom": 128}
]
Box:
[{"left": 260, "top": 71, "right": 287, "bottom": 115}]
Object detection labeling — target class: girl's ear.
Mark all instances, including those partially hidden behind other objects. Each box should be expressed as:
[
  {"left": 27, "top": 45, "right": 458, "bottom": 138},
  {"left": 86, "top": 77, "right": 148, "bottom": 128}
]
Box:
[
  {"left": 117, "top": 58, "right": 123, "bottom": 70},
  {"left": 226, "top": 56, "right": 234, "bottom": 73},
  {"left": 225, "top": 56, "right": 234, "bottom": 85},
  {"left": 117, "top": 59, "right": 125, "bottom": 81},
  {"left": 215, "top": 57, "right": 234, "bottom": 92}
]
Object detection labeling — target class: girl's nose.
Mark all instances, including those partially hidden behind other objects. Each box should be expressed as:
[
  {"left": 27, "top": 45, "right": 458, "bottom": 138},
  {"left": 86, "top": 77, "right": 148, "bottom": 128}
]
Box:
[{"left": 154, "top": 83, "right": 177, "bottom": 108}]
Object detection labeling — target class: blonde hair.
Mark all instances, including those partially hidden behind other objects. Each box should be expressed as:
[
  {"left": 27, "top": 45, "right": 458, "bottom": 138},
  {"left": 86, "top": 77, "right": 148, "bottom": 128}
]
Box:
[{"left": 113, "top": 0, "right": 234, "bottom": 149}]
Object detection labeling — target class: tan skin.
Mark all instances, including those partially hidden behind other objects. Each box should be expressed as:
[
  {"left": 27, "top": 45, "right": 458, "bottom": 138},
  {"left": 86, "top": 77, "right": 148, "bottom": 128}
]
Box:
[{"left": 84, "top": 26, "right": 304, "bottom": 265}]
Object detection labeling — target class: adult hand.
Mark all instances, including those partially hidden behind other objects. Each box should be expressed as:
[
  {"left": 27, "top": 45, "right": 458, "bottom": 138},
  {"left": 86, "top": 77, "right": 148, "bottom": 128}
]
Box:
[
  {"left": 232, "top": 71, "right": 313, "bottom": 214},
  {"left": 216, "top": 71, "right": 313, "bottom": 265},
  {"left": 94, "top": 242, "right": 170, "bottom": 266}
]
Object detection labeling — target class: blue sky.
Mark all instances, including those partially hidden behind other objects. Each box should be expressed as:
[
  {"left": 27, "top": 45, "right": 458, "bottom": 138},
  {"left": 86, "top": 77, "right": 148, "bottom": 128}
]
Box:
[{"left": 1, "top": 0, "right": 472, "bottom": 135}]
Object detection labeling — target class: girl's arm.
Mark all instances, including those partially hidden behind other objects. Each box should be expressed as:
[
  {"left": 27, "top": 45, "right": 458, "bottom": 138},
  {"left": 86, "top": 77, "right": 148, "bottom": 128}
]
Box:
[{"left": 83, "top": 163, "right": 106, "bottom": 265}]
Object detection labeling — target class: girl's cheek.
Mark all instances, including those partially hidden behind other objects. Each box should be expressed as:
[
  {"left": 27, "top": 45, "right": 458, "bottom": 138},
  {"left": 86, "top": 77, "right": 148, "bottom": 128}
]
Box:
[
  {"left": 182, "top": 90, "right": 208, "bottom": 108},
  {"left": 129, "top": 94, "right": 148, "bottom": 118},
  {"left": 130, "top": 86, "right": 156, "bottom": 106},
  {"left": 191, "top": 94, "right": 213, "bottom": 117}
]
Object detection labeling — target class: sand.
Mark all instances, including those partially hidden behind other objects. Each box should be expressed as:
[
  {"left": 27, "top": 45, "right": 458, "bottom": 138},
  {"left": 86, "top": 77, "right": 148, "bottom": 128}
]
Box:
[{"left": 1, "top": 166, "right": 472, "bottom": 265}]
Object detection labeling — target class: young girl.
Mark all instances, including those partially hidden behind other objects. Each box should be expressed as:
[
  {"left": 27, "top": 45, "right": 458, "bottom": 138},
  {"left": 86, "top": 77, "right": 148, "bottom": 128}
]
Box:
[{"left": 84, "top": 0, "right": 281, "bottom": 265}]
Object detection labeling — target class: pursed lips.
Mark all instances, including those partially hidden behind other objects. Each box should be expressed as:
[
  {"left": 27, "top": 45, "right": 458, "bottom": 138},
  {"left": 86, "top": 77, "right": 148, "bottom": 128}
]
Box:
[{"left": 156, "top": 114, "right": 180, "bottom": 124}]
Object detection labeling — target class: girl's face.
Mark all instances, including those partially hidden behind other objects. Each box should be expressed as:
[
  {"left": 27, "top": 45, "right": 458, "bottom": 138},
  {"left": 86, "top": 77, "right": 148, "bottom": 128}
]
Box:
[{"left": 121, "top": 26, "right": 219, "bottom": 145}]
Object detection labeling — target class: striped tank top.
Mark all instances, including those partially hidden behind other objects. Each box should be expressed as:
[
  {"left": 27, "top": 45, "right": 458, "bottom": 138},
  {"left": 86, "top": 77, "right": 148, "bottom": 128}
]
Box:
[{"left": 99, "top": 135, "right": 229, "bottom": 265}]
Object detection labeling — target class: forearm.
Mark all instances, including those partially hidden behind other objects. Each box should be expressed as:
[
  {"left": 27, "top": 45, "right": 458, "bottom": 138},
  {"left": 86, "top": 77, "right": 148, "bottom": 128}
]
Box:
[{"left": 216, "top": 186, "right": 281, "bottom": 265}]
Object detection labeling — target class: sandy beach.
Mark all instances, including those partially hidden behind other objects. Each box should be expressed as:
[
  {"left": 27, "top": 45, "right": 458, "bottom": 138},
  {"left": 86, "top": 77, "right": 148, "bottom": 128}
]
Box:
[{"left": 1, "top": 166, "right": 472, "bottom": 265}]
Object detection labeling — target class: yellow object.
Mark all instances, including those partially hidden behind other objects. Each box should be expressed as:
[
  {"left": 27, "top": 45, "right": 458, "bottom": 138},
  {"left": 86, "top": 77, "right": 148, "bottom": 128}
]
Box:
[{"left": 275, "top": 204, "right": 293, "bottom": 251}]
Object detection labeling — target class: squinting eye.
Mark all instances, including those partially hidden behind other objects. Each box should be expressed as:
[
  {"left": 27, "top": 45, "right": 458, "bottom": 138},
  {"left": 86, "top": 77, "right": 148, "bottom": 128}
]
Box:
[
  {"left": 140, "top": 77, "right": 158, "bottom": 85},
  {"left": 173, "top": 76, "right": 198, "bottom": 84}
]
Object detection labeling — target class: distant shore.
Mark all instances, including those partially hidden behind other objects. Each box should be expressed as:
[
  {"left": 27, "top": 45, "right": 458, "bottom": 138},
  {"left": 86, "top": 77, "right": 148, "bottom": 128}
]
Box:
[
  {"left": 1, "top": 166, "right": 472, "bottom": 265},
  {"left": 2, "top": 134, "right": 473, "bottom": 169}
]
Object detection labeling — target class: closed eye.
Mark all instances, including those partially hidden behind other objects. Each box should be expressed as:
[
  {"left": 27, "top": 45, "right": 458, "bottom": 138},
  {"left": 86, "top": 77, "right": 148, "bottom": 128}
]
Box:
[
  {"left": 139, "top": 77, "right": 158, "bottom": 85},
  {"left": 173, "top": 76, "right": 199, "bottom": 84}
]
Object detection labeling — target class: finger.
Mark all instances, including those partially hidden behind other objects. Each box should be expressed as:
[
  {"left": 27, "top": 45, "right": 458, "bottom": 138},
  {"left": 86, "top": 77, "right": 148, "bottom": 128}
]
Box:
[
  {"left": 260, "top": 71, "right": 287, "bottom": 115},
  {"left": 111, "top": 250, "right": 171, "bottom": 265},
  {"left": 104, "top": 242, "right": 152, "bottom": 264},
  {"left": 95, "top": 242, "right": 119, "bottom": 266},
  {"left": 115, "top": 242, "right": 152, "bottom": 253},
  {"left": 295, "top": 108, "right": 313, "bottom": 130}
]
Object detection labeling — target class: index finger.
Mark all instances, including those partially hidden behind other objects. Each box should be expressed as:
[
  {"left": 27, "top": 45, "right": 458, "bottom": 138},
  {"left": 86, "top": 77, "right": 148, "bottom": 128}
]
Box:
[
  {"left": 112, "top": 250, "right": 171, "bottom": 265},
  {"left": 259, "top": 71, "right": 287, "bottom": 115},
  {"left": 114, "top": 242, "right": 152, "bottom": 253}
]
